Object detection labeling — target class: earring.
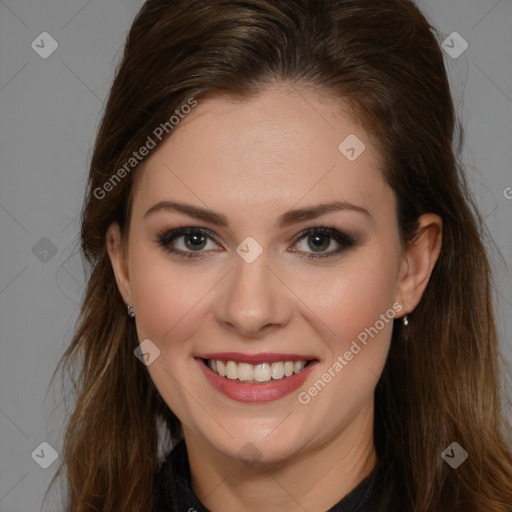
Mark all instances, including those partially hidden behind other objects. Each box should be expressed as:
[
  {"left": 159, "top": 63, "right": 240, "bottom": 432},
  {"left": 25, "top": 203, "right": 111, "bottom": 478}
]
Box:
[
  {"left": 401, "top": 304, "right": 409, "bottom": 326},
  {"left": 127, "top": 303, "right": 135, "bottom": 318}
]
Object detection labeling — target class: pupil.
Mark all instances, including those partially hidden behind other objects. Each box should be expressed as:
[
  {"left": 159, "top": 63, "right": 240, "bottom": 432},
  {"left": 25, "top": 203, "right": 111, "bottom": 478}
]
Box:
[
  {"left": 308, "top": 234, "right": 329, "bottom": 252},
  {"left": 186, "top": 233, "right": 207, "bottom": 250}
]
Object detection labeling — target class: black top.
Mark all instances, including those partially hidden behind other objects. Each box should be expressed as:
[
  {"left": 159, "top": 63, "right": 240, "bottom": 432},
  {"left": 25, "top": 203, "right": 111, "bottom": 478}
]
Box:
[{"left": 152, "top": 440, "right": 387, "bottom": 512}]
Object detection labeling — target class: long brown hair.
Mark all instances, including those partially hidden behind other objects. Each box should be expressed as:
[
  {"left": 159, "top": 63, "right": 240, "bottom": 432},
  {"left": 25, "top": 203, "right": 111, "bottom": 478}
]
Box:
[{"left": 45, "top": 0, "right": 512, "bottom": 510}]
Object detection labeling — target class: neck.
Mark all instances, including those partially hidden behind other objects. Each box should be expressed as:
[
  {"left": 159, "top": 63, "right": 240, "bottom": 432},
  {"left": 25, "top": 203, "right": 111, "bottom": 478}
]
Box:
[{"left": 184, "top": 401, "right": 377, "bottom": 512}]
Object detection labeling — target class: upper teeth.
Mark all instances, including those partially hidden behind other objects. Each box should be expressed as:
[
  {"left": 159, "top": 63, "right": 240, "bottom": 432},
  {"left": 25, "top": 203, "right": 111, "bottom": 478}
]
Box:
[{"left": 208, "top": 360, "right": 307, "bottom": 382}]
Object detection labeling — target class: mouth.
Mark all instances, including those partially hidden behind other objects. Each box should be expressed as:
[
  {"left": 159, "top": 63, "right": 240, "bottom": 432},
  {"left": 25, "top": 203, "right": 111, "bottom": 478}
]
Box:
[
  {"left": 202, "top": 358, "right": 313, "bottom": 383},
  {"left": 195, "top": 352, "right": 319, "bottom": 403}
]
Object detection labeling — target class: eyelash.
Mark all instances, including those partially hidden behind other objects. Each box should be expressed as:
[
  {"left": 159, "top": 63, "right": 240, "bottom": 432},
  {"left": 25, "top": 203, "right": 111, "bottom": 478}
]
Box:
[{"left": 156, "top": 225, "right": 356, "bottom": 260}]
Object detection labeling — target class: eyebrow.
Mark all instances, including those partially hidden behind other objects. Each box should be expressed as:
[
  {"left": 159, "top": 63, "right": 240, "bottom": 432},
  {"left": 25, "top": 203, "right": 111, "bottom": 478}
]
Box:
[{"left": 144, "top": 200, "right": 370, "bottom": 227}]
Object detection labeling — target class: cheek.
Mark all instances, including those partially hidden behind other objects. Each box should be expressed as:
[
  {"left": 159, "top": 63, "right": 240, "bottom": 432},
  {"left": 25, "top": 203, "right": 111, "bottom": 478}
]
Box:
[
  {"left": 296, "top": 249, "right": 399, "bottom": 353},
  {"left": 128, "top": 246, "right": 212, "bottom": 421},
  {"left": 293, "top": 252, "right": 399, "bottom": 429},
  {"left": 128, "top": 243, "right": 211, "bottom": 344}
]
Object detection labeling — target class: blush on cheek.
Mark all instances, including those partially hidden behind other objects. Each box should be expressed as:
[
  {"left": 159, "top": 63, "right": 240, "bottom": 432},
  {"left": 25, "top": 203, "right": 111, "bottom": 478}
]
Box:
[
  {"left": 129, "top": 244, "right": 209, "bottom": 343},
  {"left": 315, "top": 277, "right": 396, "bottom": 351},
  {"left": 134, "top": 291, "right": 207, "bottom": 350},
  {"left": 330, "top": 319, "right": 393, "bottom": 368},
  {"left": 321, "top": 287, "right": 396, "bottom": 375}
]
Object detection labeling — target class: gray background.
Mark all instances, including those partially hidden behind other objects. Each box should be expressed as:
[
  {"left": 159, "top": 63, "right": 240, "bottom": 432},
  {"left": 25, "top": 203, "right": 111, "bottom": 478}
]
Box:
[{"left": 0, "top": 0, "right": 511, "bottom": 510}]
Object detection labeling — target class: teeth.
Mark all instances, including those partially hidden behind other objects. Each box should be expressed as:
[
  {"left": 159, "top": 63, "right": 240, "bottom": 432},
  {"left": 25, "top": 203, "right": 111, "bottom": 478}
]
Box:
[
  {"left": 294, "top": 361, "right": 306, "bottom": 373},
  {"left": 216, "top": 360, "right": 226, "bottom": 377},
  {"left": 254, "top": 363, "right": 271, "bottom": 382},
  {"left": 225, "top": 361, "right": 238, "bottom": 380},
  {"left": 270, "top": 362, "right": 284, "bottom": 379},
  {"left": 206, "top": 359, "right": 309, "bottom": 382},
  {"left": 238, "top": 363, "right": 254, "bottom": 381}
]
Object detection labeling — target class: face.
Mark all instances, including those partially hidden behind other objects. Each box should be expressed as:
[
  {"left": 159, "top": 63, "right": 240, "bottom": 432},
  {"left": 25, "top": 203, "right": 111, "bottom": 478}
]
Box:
[{"left": 108, "top": 85, "right": 440, "bottom": 467}]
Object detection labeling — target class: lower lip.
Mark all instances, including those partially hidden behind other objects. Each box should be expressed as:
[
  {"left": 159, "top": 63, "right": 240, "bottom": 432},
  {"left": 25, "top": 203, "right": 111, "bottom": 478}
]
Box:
[{"left": 196, "top": 358, "right": 318, "bottom": 403}]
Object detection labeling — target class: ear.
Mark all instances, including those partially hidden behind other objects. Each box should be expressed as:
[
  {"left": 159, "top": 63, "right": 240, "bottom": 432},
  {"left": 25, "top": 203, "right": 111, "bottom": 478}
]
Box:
[
  {"left": 106, "top": 222, "right": 132, "bottom": 305},
  {"left": 395, "top": 213, "right": 442, "bottom": 316}
]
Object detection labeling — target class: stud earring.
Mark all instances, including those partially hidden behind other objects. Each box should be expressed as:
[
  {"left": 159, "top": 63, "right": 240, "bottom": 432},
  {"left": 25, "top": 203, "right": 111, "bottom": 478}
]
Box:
[
  {"left": 403, "top": 315, "right": 409, "bottom": 326},
  {"left": 127, "top": 303, "right": 135, "bottom": 318}
]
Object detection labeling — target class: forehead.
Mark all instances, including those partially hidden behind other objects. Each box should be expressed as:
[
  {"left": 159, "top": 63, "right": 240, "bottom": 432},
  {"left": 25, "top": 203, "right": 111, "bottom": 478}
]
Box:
[{"left": 132, "top": 85, "right": 392, "bottom": 219}]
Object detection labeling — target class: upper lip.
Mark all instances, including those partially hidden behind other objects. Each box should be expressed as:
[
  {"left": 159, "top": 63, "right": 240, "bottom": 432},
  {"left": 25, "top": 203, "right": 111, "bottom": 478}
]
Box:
[{"left": 197, "top": 352, "right": 318, "bottom": 364}]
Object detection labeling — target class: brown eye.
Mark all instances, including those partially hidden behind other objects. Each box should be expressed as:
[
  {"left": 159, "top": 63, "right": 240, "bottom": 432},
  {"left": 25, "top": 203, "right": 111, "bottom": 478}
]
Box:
[{"left": 183, "top": 232, "right": 208, "bottom": 250}]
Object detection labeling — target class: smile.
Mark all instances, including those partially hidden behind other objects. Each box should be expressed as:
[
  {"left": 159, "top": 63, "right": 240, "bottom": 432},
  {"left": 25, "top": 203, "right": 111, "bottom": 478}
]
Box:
[
  {"left": 205, "top": 359, "right": 309, "bottom": 382},
  {"left": 196, "top": 352, "right": 319, "bottom": 403}
]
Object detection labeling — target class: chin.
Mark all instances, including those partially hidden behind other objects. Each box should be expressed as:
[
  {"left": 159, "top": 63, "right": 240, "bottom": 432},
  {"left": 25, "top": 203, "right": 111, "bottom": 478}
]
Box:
[{"left": 209, "top": 427, "right": 308, "bottom": 467}]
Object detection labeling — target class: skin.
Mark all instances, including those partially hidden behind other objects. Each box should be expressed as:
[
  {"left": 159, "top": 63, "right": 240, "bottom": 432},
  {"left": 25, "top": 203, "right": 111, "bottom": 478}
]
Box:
[{"left": 107, "top": 84, "right": 442, "bottom": 512}]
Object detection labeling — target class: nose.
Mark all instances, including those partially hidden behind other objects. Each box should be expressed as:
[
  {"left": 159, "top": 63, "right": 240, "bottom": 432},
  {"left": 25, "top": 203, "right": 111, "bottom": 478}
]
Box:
[{"left": 214, "top": 251, "right": 292, "bottom": 338}]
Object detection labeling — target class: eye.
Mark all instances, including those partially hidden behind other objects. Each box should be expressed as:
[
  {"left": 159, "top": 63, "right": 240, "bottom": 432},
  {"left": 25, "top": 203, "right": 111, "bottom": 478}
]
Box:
[
  {"left": 157, "top": 225, "right": 356, "bottom": 260},
  {"left": 291, "top": 227, "right": 356, "bottom": 259},
  {"left": 157, "top": 227, "right": 221, "bottom": 258}
]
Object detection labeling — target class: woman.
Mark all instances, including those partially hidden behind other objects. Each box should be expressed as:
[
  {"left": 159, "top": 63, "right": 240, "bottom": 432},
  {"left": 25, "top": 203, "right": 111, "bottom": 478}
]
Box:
[{"left": 46, "top": 0, "right": 512, "bottom": 510}]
